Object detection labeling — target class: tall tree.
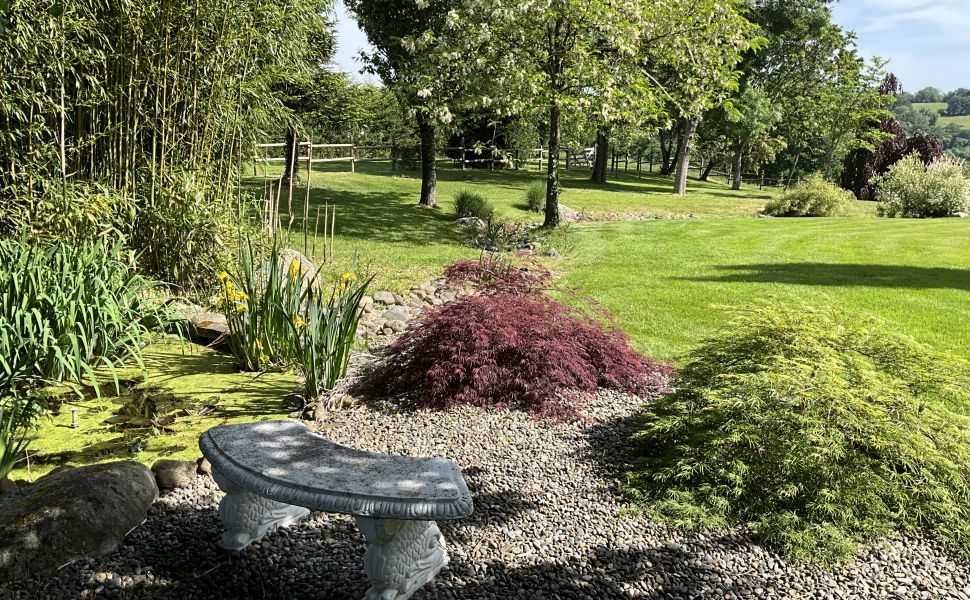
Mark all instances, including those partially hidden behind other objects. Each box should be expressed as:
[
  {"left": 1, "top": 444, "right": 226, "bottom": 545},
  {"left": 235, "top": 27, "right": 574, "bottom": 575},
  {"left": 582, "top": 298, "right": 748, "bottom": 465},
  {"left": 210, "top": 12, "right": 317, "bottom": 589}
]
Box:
[
  {"left": 438, "top": 0, "right": 669, "bottom": 226},
  {"left": 346, "top": 0, "right": 459, "bottom": 208},
  {"left": 640, "top": 0, "right": 757, "bottom": 195}
]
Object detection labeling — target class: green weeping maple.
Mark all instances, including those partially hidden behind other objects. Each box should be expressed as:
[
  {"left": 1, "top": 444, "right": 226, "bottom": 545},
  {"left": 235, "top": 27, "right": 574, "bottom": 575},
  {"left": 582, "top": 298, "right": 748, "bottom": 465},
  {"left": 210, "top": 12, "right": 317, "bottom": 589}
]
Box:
[{"left": 627, "top": 302, "right": 970, "bottom": 564}]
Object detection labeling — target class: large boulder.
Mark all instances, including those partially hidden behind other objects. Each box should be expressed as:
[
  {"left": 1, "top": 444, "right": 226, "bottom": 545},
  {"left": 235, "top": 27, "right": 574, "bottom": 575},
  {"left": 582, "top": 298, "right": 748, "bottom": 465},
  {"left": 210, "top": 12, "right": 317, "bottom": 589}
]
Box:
[
  {"left": 168, "top": 300, "right": 228, "bottom": 347},
  {"left": 278, "top": 248, "right": 317, "bottom": 289},
  {"left": 151, "top": 459, "right": 198, "bottom": 491},
  {"left": 0, "top": 461, "right": 158, "bottom": 581},
  {"left": 558, "top": 204, "right": 581, "bottom": 221}
]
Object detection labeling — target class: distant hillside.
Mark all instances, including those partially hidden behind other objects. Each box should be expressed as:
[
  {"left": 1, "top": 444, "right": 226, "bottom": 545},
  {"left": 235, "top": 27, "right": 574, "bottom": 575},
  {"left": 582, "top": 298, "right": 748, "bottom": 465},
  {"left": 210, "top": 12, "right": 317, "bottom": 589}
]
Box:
[
  {"left": 911, "top": 103, "right": 970, "bottom": 132},
  {"left": 913, "top": 102, "right": 949, "bottom": 114}
]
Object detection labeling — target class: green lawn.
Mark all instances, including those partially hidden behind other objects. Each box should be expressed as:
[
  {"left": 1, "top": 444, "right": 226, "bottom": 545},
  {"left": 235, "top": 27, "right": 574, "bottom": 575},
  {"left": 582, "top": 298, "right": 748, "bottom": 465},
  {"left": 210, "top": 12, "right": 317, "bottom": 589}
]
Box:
[
  {"left": 251, "top": 162, "right": 873, "bottom": 291},
  {"left": 941, "top": 114, "right": 970, "bottom": 129},
  {"left": 913, "top": 101, "right": 949, "bottom": 114},
  {"left": 559, "top": 218, "right": 970, "bottom": 362}
]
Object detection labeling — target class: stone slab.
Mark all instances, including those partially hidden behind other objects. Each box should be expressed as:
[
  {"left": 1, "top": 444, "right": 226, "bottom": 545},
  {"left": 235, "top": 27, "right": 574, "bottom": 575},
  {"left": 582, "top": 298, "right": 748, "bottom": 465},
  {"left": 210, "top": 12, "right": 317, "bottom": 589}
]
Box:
[{"left": 199, "top": 420, "right": 473, "bottom": 520}]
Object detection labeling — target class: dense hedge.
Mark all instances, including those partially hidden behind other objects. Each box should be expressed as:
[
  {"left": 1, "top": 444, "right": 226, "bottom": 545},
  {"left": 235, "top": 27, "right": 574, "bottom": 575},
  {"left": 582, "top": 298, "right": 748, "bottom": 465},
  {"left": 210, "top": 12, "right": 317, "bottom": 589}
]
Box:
[{"left": 627, "top": 302, "right": 970, "bottom": 564}]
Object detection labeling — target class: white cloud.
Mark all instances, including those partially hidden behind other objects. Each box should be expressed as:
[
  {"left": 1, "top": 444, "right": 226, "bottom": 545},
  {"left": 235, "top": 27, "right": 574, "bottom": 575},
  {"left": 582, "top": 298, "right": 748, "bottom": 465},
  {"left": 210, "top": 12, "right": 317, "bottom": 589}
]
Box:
[{"left": 832, "top": 1, "right": 970, "bottom": 90}]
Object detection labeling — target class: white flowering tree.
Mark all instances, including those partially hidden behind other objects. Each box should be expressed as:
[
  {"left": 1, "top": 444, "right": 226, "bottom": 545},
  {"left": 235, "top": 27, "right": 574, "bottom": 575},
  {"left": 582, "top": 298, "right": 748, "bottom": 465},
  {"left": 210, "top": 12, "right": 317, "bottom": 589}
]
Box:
[
  {"left": 346, "top": 0, "right": 462, "bottom": 207},
  {"left": 640, "top": 0, "right": 759, "bottom": 195},
  {"left": 435, "top": 0, "right": 664, "bottom": 226},
  {"left": 436, "top": 0, "right": 757, "bottom": 223}
]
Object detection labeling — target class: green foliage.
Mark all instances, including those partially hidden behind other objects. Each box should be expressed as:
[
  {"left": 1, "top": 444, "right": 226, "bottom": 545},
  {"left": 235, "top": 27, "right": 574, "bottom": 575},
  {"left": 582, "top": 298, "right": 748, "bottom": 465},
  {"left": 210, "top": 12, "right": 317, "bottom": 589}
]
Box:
[
  {"left": 0, "top": 392, "right": 45, "bottom": 480},
  {"left": 627, "top": 302, "right": 970, "bottom": 564},
  {"left": 0, "top": 0, "right": 331, "bottom": 291},
  {"left": 763, "top": 173, "right": 853, "bottom": 217},
  {"left": 454, "top": 190, "right": 494, "bottom": 221},
  {"left": 875, "top": 154, "right": 970, "bottom": 218},
  {"left": 133, "top": 172, "right": 238, "bottom": 291},
  {"left": 0, "top": 239, "right": 166, "bottom": 479},
  {"left": 0, "top": 182, "right": 134, "bottom": 244},
  {"left": 0, "top": 239, "right": 165, "bottom": 396},
  {"left": 287, "top": 271, "right": 372, "bottom": 401},
  {"left": 525, "top": 180, "right": 545, "bottom": 213},
  {"left": 217, "top": 243, "right": 305, "bottom": 372},
  {"left": 217, "top": 240, "right": 371, "bottom": 400}
]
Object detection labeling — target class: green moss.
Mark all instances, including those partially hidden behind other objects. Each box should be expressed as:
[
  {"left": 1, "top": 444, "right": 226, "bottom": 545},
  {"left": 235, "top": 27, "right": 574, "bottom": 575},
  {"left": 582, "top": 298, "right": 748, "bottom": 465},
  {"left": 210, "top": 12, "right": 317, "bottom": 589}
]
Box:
[{"left": 10, "top": 336, "right": 297, "bottom": 482}]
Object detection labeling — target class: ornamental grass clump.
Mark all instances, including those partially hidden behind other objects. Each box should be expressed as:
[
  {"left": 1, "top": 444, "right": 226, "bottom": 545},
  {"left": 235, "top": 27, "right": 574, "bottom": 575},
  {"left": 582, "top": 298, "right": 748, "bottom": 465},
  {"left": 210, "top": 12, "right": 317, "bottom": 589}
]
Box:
[
  {"left": 453, "top": 191, "right": 494, "bottom": 221},
  {"left": 525, "top": 180, "right": 545, "bottom": 213},
  {"left": 626, "top": 302, "right": 970, "bottom": 564},
  {"left": 381, "top": 259, "right": 672, "bottom": 420}
]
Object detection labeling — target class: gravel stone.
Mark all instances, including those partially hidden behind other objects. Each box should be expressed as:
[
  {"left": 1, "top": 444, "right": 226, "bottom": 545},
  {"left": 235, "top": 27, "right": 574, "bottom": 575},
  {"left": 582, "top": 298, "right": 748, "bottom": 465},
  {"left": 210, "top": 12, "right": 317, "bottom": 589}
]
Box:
[{"left": 3, "top": 392, "right": 968, "bottom": 599}]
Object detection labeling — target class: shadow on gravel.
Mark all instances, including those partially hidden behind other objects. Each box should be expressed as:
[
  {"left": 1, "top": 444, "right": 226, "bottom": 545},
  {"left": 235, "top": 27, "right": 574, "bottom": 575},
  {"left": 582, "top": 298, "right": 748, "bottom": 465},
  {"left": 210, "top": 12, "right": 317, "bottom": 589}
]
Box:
[
  {"left": 428, "top": 543, "right": 749, "bottom": 599},
  {"left": 580, "top": 411, "right": 644, "bottom": 482},
  {"left": 5, "top": 500, "right": 758, "bottom": 600}
]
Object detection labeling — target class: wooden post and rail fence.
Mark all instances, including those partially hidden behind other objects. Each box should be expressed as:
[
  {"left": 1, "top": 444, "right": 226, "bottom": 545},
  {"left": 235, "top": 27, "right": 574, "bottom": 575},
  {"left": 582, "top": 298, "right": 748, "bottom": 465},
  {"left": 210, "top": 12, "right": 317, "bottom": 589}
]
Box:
[{"left": 253, "top": 141, "right": 787, "bottom": 190}]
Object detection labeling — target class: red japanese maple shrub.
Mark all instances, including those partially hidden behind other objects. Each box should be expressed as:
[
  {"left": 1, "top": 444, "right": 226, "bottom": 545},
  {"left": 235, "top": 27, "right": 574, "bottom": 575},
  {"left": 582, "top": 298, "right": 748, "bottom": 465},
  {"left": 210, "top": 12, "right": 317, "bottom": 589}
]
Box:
[
  {"left": 443, "top": 255, "right": 552, "bottom": 295},
  {"left": 380, "top": 292, "right": 673, "bottom": 420}
]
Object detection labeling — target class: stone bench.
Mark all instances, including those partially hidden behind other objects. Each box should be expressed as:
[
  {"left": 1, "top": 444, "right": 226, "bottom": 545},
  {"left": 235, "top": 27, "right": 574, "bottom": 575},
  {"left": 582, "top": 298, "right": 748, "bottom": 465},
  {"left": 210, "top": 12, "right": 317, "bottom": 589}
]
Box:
[{"left": 199, "top": 420, "right": 473, "bottom": 600}]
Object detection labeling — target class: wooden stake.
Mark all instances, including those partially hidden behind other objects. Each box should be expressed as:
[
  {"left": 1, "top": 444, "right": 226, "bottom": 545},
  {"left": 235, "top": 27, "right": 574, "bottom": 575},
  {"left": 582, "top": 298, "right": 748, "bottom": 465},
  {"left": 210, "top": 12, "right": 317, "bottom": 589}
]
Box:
[
  {"left": 330, "top": 206, "right": 335, "bottom": 259},
  {"left": 312, "top": 206, "right": 321, "bottom": 259},
  {"left": 305, "top": 136, "right": 312, "bottom": 255},
  {"left": 323, "top": 203, "right": 329, "bottom": 261}
]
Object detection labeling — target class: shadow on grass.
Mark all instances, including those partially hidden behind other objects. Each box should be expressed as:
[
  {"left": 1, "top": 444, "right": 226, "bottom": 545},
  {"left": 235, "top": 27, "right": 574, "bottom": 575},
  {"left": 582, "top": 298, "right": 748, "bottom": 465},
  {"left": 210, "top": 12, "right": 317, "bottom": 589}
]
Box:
[{"left": 685, "top": 263, "right": 970, "bottom": 291}]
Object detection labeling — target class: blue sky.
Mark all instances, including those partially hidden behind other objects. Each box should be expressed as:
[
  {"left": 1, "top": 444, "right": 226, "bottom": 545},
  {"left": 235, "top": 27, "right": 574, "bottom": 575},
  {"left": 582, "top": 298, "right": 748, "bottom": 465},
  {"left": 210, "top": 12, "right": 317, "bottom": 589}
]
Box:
[
  {"left": 832, "top": 0, "right": 969, "bottom": 92},
  {"left": 331, "top": 4, "right": 377, "bottom": 84},
  {"left": 332, "top": 1, "right": 969, "bottom": 92}
]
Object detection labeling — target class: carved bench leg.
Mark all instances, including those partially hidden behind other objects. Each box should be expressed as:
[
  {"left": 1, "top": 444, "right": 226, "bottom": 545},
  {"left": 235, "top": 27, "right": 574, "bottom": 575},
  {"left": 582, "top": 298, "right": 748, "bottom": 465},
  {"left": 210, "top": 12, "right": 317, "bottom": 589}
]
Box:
[
  {"left": 354, "top": 517, "right": 449, "bottom": 600},
  {"left": 211, "top": 468, "right": 310, "bottom": 551}
]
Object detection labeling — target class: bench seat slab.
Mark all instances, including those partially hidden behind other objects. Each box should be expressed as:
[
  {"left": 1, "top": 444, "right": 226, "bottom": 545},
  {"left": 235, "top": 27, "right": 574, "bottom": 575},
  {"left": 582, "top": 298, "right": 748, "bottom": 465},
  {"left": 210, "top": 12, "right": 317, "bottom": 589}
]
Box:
[{"left": 199, "top": 420, "right": 473, "bottom": 521}]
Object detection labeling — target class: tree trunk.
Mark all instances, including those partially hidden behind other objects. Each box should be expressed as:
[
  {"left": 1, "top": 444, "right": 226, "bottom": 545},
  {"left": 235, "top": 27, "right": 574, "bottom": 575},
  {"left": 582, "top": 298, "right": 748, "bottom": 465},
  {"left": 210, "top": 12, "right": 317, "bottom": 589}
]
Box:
[
  {"left": 282, "top": 127, "right": 300, "bottom": 185},
  {"left": 731, "top": 140, "right": 744, "bottom": 190},
  {"left": 672, "top": 118, "right": 699, "bottom": 195},
  {"left": 699, "top": 161, "right": 715, "bottom": 182},
  {"left": 786, "top": 149, "right": 802, "bottom": 191},
  {"left": 417, "top": 113, "right": 437, "bottom": 207},
  {"left": 590, "top": 127, "right": 609, "bottom": 184},
  {"left": 659, "top": 129, "right": 674, "bottom": 175},
  {"left": 544, "top": 104, "right": 562, "bottom": 228}
]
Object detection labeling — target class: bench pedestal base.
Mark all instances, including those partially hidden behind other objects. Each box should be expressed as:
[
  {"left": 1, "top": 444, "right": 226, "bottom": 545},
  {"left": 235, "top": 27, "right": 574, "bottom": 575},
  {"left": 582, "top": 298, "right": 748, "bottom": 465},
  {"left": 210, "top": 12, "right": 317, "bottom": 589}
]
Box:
[
  {"left": 355, "top": 517, "right": 449, "bottom": 600},
  {"left": 211, "top": 468, "right": 450, "bottom": 599},
  {"left": 212, "top": 468, "right": 311, "bottom": 551}
]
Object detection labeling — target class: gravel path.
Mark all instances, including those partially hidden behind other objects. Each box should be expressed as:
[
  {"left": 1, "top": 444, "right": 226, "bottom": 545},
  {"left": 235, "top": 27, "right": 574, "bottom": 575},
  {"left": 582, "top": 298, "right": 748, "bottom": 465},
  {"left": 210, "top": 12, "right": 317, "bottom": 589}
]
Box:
[{"left": 4, "top": 391, "right": 969, "bottom": 599}]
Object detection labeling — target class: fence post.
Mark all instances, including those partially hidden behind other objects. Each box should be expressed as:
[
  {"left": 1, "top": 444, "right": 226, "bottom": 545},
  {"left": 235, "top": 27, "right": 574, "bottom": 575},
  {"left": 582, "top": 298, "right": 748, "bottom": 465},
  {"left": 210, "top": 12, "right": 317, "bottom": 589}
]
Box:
[
  {"left": 350, "top": 138, "right": 356, "bottom": 173},
  {"left": 538, "top": 148, "right": 543, "bottom": 173},
  {"left": 460, "top": 135, "right": 466, "bottom": 170}
]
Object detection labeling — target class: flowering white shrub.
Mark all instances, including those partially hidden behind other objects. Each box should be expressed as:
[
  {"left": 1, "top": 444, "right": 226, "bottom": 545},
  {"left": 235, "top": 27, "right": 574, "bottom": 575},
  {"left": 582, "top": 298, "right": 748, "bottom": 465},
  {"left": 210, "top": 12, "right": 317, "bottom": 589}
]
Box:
[{"left": 875, "top": 154, "right": 970, "bottom": 218}]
